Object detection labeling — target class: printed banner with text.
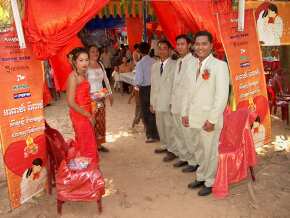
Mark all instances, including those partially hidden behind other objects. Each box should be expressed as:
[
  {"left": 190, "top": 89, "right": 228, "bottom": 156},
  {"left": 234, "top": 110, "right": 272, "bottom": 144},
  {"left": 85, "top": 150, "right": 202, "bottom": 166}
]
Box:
[
  {"left": 217, "top": 9, "right": 271, "bottom": 148},
  {"left": 0, "top": 23, "right": 47, "bottom": 208}
]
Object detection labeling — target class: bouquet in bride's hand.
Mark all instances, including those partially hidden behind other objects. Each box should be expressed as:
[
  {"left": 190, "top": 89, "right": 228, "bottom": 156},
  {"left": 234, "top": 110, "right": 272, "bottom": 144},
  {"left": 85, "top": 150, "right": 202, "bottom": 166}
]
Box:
[{"left": 91, "top": 88, "right": 109, "bottom": 101}]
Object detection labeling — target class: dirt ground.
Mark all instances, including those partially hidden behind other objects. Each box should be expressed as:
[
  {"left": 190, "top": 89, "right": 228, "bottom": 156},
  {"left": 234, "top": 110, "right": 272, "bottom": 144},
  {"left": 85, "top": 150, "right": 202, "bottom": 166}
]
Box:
[{"left": 1, "top": 92, "right": 290, "bottom": 218}]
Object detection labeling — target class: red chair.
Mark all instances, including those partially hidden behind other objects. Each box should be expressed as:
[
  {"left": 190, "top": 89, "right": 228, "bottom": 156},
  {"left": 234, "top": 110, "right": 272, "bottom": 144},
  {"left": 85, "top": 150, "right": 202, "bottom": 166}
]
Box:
[
  {"left": 45, "top": 123, "right": 105, "bottom": 215},
  {"left": 45, "top": 122, "right": 69, "bottom": 194},
  {"left": 271, "top": 72, "right": 289, "bottom": 124},
  {"left": 213, "top": 108, "right": 257, "bottom": 198}
]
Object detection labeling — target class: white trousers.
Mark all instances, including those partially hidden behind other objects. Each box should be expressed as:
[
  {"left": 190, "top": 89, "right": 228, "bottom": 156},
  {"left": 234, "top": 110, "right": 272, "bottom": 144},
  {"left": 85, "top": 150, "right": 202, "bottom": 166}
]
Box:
[
  {"left": 155, "top": 111, "right": 178, "bottom": 155},
  {"left": 190, "top": 128, "right": 222, "bottom": 187},
  {"left": 172, "top": 114, "right": 198, "bottom": 165}
]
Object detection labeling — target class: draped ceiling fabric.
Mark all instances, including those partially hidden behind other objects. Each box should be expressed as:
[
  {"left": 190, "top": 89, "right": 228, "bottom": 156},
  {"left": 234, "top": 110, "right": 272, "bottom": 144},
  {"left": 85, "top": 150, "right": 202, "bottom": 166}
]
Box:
[
  {"left": 151, "top": 1, "right": 190, "bottom": 47},
  {"left": 23, "top": 0, "right": 109, "bottom": 59},
  {"left": 49, "top": 36, "right": 83, "bottom": 91},
  {"left": 151, "top": 0, "right": 232, "bottom": 58}
]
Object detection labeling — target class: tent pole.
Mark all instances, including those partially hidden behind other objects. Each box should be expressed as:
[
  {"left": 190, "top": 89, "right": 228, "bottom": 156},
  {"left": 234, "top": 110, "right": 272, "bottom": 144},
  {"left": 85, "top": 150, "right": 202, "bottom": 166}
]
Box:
[
  {"left": 238, "top": 0, "right": 245, "bottom": 32},
  {"left": 10, "top": 0, "right": 26, "bottom": 49}
]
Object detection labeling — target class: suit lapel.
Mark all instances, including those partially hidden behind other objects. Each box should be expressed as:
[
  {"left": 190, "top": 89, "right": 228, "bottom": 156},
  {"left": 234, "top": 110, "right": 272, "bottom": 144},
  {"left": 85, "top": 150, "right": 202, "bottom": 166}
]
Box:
[{"left": 194, "top": 55, "right": 214, "bottom": 90}]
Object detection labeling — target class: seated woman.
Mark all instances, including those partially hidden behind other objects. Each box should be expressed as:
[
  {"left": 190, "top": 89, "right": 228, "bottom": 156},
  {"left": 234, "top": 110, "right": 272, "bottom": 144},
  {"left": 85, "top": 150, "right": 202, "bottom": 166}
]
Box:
[
  {"left": 87, "top": 45, "right": 113, "bottom": 153},
  {"left": 118, "top": 56, "right": 134, "bottom": 73},
  {"left": 66, "top": 47, "right": 98, "bottom": 162},
  {"left": 113, "top": 56, "right": 134, "bottom": 94}
]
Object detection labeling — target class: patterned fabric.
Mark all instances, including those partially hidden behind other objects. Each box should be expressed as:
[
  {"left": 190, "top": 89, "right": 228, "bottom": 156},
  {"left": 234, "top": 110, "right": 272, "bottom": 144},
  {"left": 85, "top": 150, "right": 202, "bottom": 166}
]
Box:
[{"left": 94, "top": 100, "right": 106, "bottom": 146}]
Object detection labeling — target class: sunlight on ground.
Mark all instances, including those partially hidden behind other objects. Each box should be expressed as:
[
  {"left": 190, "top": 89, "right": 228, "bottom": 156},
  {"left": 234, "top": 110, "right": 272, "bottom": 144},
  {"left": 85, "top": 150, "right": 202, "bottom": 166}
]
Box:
[
  {"left": 106, "top": 126, "right": 143, "bottom": 143},
  {"left": 272, "top": 135, "right": 290, "bottom": 152},
  {"left": 103, "top": 178, "right": 117, "bottom": 197},
  {"left": 256, "top": 135, "right": 290, "bottom": 155},
  {"left": 106, "top": 130, "right": 133, "bottom": 143}
]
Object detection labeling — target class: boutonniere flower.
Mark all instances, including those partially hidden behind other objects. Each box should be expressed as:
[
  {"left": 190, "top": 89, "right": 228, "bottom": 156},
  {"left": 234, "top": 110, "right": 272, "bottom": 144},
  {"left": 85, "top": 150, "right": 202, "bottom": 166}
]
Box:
[{"left": 202, "top": 69, "right": 210, "bottom": 80}]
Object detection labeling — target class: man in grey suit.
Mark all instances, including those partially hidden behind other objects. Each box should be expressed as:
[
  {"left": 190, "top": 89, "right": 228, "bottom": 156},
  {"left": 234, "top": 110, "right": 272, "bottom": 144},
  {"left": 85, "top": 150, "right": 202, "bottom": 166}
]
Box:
[{"left": 150, "top": 40, "right": 179, "bottom": 161}]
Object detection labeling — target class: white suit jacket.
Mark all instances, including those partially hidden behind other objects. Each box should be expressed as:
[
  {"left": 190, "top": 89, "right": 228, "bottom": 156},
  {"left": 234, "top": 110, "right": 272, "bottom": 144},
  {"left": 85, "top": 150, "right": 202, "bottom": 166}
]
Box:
[
  {"left": 171, "top": 53, "right": 198, "bottom": 115},
  {"left": 182, "top": 54, "right": 229, "bottom": 129},
  {"left": 150, "top": 58, "right": 176, "bottom": 112}
]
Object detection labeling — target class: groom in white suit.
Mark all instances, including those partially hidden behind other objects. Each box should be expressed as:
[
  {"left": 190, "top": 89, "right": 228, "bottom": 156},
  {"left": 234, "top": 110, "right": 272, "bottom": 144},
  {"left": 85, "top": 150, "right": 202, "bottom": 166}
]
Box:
[{"left": 182, "top": 31, "right": 229, "bottom": 196}]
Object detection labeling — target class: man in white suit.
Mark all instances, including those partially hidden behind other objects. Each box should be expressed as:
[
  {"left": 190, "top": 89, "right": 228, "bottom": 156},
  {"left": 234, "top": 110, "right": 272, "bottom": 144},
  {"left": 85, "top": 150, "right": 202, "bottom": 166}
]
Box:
[
  {"left": 182, "top": 31, "right": 229, "bottom": 196},
  {"left": 171, "top": 35, "right": 200, "bottom": 170},
  {"left": 150, "top": 40, "right": 179, "bottom": 161}
]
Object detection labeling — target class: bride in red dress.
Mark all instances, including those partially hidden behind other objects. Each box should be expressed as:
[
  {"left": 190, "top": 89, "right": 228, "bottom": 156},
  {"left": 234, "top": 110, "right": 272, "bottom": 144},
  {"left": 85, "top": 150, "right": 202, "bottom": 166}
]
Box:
[{"left": 66, "top": 47, "right": 98, "bottom": 163}]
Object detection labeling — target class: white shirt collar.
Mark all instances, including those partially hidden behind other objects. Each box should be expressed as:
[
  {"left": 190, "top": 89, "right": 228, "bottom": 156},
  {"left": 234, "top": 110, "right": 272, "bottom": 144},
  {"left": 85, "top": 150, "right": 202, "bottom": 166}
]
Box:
[
  {"left": 160, "top": 58, "right": 169, "bottom": 66},
  {"left": 198, "top": 53, "right": 213, "bottom": 68},
  {"left": 180, "top": 52, "right": 192, "bottom": 62}
]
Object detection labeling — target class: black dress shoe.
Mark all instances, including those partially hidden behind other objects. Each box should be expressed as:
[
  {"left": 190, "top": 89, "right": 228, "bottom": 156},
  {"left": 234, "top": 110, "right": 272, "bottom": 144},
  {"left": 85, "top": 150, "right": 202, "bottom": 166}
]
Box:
[
  {"left": 182, "top": 165, "right": 199, "bottom": 173},
  {"left": 163, "top": 152, "right": 177, "bottom": 162},
  {"left": 198, "top": 186, "right": 212, "bottom": 196},
  {"left": 154, "top": 148, "right": 167, "bottom": 154},
  {"left": 98, "top": 145, "right": 109, "bottom": 152},
  {"left": 188, "top": 180, "right": 204, "bottom": 189},
  {"left": 173, "top": 160, "right": 188, "bottom": 168}
]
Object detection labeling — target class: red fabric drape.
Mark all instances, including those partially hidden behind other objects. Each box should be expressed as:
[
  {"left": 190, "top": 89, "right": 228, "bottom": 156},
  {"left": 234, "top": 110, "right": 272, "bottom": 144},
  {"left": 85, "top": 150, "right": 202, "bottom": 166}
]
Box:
[
  {"left": 213, "top": 108, "right": 257, "bottom": 198},
  {"left": 151, "top": 0, "right": 231, "bottom": 58},
  {"left": 49, "top": 36, "right": 83, "bottom": 91},
  {"left": 23, "top": 0, "right": 109, "bottom": 59},
  {"left": 151, "top": 1, "right": 190, "bottom": 47},
  {"left": 43, "top": 81, "right": 52, "bottom": 106},
  {"left": 125, "top": 17, "right": 143, "bottom": 51}
]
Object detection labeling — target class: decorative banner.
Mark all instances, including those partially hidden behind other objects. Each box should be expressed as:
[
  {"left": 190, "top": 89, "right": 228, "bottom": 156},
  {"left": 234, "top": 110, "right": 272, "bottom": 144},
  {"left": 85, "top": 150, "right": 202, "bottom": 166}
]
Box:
[
  {"left": 217, "top": 9, "right": 271, "bottom": 148},
  {"left": 246, "top": 1, "right": 290, "bottom": 46},
  {"left": 0, "top": 19, "right": 46, "bottom": 208}
]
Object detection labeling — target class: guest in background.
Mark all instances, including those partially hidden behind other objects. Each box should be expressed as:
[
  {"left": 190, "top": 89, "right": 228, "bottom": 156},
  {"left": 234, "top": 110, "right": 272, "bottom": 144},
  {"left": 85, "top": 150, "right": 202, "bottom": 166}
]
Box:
[
  {"left": 113, "top": 56, "right": 134, "bottom": 94},
  {"left": 132, "top": 43, "right": 141, "bottom": 65},
  {"left": 87, "top": 45, "right": 113, "bottom": 153},
  {"left": 125, "top": 45, "right": 132, "bottom": 61},
  {"left": 135, "top": 42, "right": 159, "bottom": 143},
  {"left": 128, "top": 87, "right": 143, "bottom": 129},
  {"left": 101, "top": 46, "right": 113, "bottom": 81}
]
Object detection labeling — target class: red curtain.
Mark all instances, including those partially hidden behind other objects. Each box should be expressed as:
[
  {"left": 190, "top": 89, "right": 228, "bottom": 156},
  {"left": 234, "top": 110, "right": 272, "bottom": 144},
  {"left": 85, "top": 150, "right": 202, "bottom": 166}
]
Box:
[
  {"left": 151, "top": 0, "right": 231, "bottom": 58},
  {"left": 49, "top": 36, "right": 83, "bottom": 91},
  {"left": 151, "top": 1, "right": 190, "bottom": 47},
  {"left": 125, "top": 17, "right": 143, "bottom": 51},
  {"left": 23, "top": 0, "right": 109, "bottom": 59}
]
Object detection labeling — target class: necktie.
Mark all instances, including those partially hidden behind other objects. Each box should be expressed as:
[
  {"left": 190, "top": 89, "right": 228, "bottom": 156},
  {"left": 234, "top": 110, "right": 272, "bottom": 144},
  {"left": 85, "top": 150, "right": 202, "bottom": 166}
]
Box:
[
  {"left": 196, "top": 61, "right": 202, "bottom": 80},
  {"left": 178, "top": 61, "right": 182, "bottom": 73},
  {"left": 160, "top": 62, "right": 164, "bottom": 75}
]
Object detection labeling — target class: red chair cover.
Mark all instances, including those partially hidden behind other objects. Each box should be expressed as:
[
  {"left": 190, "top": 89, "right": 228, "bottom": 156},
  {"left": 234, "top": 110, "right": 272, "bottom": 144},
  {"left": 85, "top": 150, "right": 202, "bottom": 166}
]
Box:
[
  {"left": 45, "top": 123, "right": 105, "bottom": 202},
  {"left": 56, "top": 160, "right": 105, "bottom": 202},
  {"left": 213, "top": 108, "right": 257, "bottom": 198}
]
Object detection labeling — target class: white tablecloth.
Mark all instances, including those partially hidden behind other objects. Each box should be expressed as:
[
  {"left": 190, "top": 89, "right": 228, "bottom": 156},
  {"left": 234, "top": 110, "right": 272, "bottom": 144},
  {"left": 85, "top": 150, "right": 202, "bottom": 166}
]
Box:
[{"left": 119, "top": 72, "right": 135, "bottom": 86}]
